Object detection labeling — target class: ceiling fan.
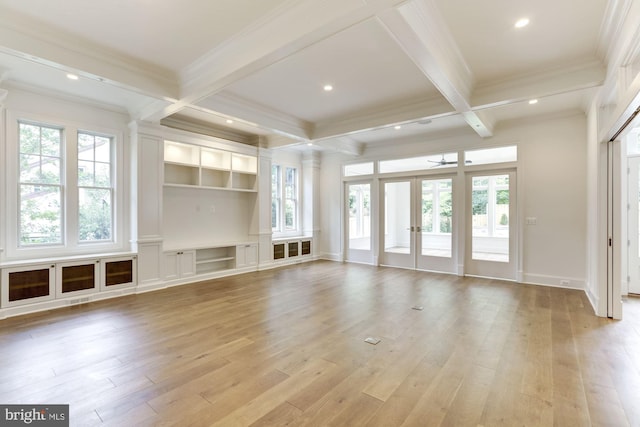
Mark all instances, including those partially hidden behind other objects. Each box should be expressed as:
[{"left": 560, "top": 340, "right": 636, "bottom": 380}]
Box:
[{"left": 428, "top": 155, "right": 472, "bottom": 167}]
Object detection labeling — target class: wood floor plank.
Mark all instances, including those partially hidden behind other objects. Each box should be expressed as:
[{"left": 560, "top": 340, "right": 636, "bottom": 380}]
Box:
[{"left": 1, "top": 261, "right": 639, "bottom": 426}]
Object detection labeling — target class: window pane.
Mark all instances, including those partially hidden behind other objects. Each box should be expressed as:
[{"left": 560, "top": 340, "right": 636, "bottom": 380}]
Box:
[
  {"left": 348, "top": 183, "right": 371, "bottom": 250},
  {"left": 285, "top": 199, "right": 296, "bottom": 229},
  {"left": 19, "top": 124, "right": 41, "bottom": 154},
  {"left": 380, "top": 153, "right": 457, "bottom": 173},
  {"left": 384, "top": 181, "right": 411, "bottom": 253},
  {"left": 95, "top": 162, "right": 111, "bottom": 187},
  {"left": 95, "top": 137, "right": 111, "bottom": 162},
  {"left": 344, "top": 162, "right": 373, "bottom": 176},
  {"left": 465, "top": 146, "right": 517, "bottom": 166},
  {"left": 20, "top": 155, "right": 41, "bottom": 183},
  {"left": 40, "top": 157, "right": 61, "bottom": 184},
  {"left": 78, "top": 161, "right": 94, "bottom": 186},
  {"left": 20, "top": 185, "right": 62, "bottom": 245},
  {"left": 472, "top": 175, "right": 509, "bottom": 262},
  {"left": 422, "top": 179, "right": 452, "bottom": 258},
  {"left": 40, "top": 127, "right": 61, "bottom": 156},
  {"left": 78, "top": 133, "right": 94, "bottom": 161},
  {"left": 79, "top": 188, "right": 112, "bottom": 241}
]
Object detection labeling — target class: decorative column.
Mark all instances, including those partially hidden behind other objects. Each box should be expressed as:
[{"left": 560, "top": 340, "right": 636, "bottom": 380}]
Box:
[{"left": 302, "top": 151, "right": 321, "bottom": 257}]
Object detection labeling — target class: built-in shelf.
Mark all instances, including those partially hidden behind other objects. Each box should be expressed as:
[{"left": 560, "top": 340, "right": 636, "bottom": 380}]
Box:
[
  {"left": 195, "top": 247, "right": 236, "bottom": 274},
  {"left": 163, "top": 140, "right": 257, "bottom": 192}
]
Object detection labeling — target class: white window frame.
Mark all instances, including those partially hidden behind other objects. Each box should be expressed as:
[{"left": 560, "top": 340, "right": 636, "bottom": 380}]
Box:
[
  {"left": 272, "top": 163, "right": 300, "bottom": 236},
  {"left": 5, "top": 110, "right": 125, "bottom": 260}
]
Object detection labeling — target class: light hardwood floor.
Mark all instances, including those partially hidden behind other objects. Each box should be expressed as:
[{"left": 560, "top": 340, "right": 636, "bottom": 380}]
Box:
[{"left": 1, "top": 261, "right": 640, "bottom": 426}]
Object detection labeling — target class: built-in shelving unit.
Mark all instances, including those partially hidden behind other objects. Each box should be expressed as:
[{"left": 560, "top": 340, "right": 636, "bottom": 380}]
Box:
[
  {"left": 162, "top": 243, "right": 258, "bottom": 282},
  {"left": 196, "top": 246, "right": 236, "bottom": 274},
  {"left": 163, "top": 140, "right": 257, "bottom": 192}
]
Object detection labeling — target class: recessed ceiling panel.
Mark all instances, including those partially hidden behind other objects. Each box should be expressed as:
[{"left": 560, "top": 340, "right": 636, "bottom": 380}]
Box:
[
  {"left": 220, "top": 18, "right": 442, "bottom": 123},
  {"left": 435, "top": 0, "right": 608, "bottom": 84}
]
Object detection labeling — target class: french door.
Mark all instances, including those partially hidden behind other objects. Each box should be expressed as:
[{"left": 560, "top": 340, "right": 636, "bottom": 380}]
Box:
[
  {"left": 346, "top": 181, "right": 373, "bottom": 264},
  {"left": 380, "top": 176, "right": 455, "bottom": 273},
  {"left": 465, "top": 171, "right": 517, "bottom": 280}
]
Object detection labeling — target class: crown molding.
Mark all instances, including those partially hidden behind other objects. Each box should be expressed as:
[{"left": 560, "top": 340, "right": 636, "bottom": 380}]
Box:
[
  {"left": 0, "top": 10, "right": 179, "bottom": 100},
  {"left": 160, "top": 116, "right": 257, "bottom": 146},
  {"left": 472, "top": 58, "right": 606, "bottom": 109},
  {"left": 197, "top": 91, "right": 312, "bottom": 142},
  {"left": 313, "top": 95, "right": 453, "bottom": 141},
  {"left": 597, "top": 0, "right": 634, "bottom": 63},
  {"left": 4, "top": 81, "right": 130, "bottom": 117}
]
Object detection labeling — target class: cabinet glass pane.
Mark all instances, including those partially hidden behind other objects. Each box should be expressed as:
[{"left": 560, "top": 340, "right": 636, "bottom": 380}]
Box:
[
  {"left": 62, "top": 264, "right": 95, "bottom": 293},
  {"left": 9, "top": 269, "right": 50, "bottom": 301},
  {"left": 288, "top": 242, "right": 299, "bottom": 257},
  {"left": 105, "top": 260, "right": 133, "bottom": 286}
]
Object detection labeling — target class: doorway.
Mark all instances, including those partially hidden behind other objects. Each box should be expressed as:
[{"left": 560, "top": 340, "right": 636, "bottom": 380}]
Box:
[
  {"left": 379, "top": 176, "right": 455, "bottom": 273},
  {"left": 465, "top": 171, "right": 517, "bottom": 280},
  {"left": 346, "top": 181, "right": 373, "bottom": 264}
]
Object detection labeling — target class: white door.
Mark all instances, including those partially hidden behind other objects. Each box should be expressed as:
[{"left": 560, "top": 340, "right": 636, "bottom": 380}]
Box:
[
  {"left": 465, "top": 171, "right": 517, "bottom": 280},
  {"left": 628, "top": 156, "right": 640, "bottom": 294},
  {"left": 380, "top": 177, "right": 456, "bottom": 273},
  {"left": 380, "top": 179, "right": 414, "bottom": 268},
  {"left": 346, "top": 182, "right": 373, "bottom": 264}
]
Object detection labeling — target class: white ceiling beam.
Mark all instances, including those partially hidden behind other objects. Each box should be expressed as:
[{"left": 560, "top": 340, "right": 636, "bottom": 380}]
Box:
[
  {"left": 377, "top": 0, "right": 493, "bottom": 137},
  {"left": 141, "top": 0, "right": 410, "bottom": 124}
]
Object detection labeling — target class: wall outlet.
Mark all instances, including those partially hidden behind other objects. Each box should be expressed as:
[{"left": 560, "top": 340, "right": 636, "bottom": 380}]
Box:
[{"left": 560, "top": 279, "right": 570, "bottom": 285}]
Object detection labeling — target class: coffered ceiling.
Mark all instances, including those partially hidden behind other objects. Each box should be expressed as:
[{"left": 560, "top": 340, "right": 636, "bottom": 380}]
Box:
[{"left": 0, "top": 0, "right": 620, "bottom": 151}]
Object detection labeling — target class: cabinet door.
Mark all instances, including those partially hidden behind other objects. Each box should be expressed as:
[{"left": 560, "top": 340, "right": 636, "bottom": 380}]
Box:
[
  {"left": 56, "top": 260, "right": 99, "bottom": 298},
  {"left": 101, "top": 257, "right": 136, "bottom": 291},
  {"left": 1, "top": 264, "right": 55, "bottom": 308},
  {"left": 163, "top": 251, "right": 195, "bottom": 280},
  {"left": 236, "top": 244, "right": 258, "bottom": 268},
  {"left": 163, "top": 252, "right": 180, "bottom": 281},
  {"left": 179, "top": 250, "right": 196, "bottom": 278}
]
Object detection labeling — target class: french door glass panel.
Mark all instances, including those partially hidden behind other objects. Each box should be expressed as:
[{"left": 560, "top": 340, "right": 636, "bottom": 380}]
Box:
[
  {"left": 421, "top": 179, "right": 452, "bottom": 258},
  {"left": 471, "top": 174, "right": 510, "bottom": 262},
  {"left": 348, "top": 183, "right": 371, "bottom": 251},
  {"left": 384, "top": 181, "right": 411, "bottom": 254}
]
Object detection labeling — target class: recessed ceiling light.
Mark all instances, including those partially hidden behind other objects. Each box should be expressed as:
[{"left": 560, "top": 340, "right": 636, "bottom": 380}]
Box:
[
  {"left": 515, "top": 18, "right": 530, "bottom": 28},
  {"left": 529, "top": 99, "right": 538, "bottom": 105},
  {"left": 226, "top": 119, "right": 234, "bottom": 124},
  {"left": 394, "top": 125, "right": 402, "bottom": 130},
  {"left": 66, "top": 73, "right": 79, "bottom": 80},
  {"left": 323, "top": 84, "right": 333, "bottom": 92},
  {"left": 307, "top": 142, "right": 313, "bottom": 146}
]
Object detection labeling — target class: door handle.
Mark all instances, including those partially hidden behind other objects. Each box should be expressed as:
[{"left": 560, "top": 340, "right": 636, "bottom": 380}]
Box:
[
  {"left": 416, "top": 226, "right": 421, "bottom": 232},
  {"left": 407, "top": 226, "right": 415, "bottom": 232}
]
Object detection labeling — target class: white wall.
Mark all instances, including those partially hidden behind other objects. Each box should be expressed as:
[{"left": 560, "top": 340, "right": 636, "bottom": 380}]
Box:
[
  {"left": 320, "top": 113, "right": 588, "bottom": 288},
  {"left": 162, "top": 187, "right": 256, "bottom": 249}
]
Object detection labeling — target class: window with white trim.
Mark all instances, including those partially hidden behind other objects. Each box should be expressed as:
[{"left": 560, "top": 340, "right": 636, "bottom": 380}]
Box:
[
  {"left": 19, "top": 122, "right": 63, "bottom": 246},
  {"left": 272, "top": 164, "right": 299, "bottom": 233},
  {"left": 78, "top": 132, "right": 113, "bottom": 242},
  {"left": 15, "top": 119, "right": 118, "bottom": 252}
]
